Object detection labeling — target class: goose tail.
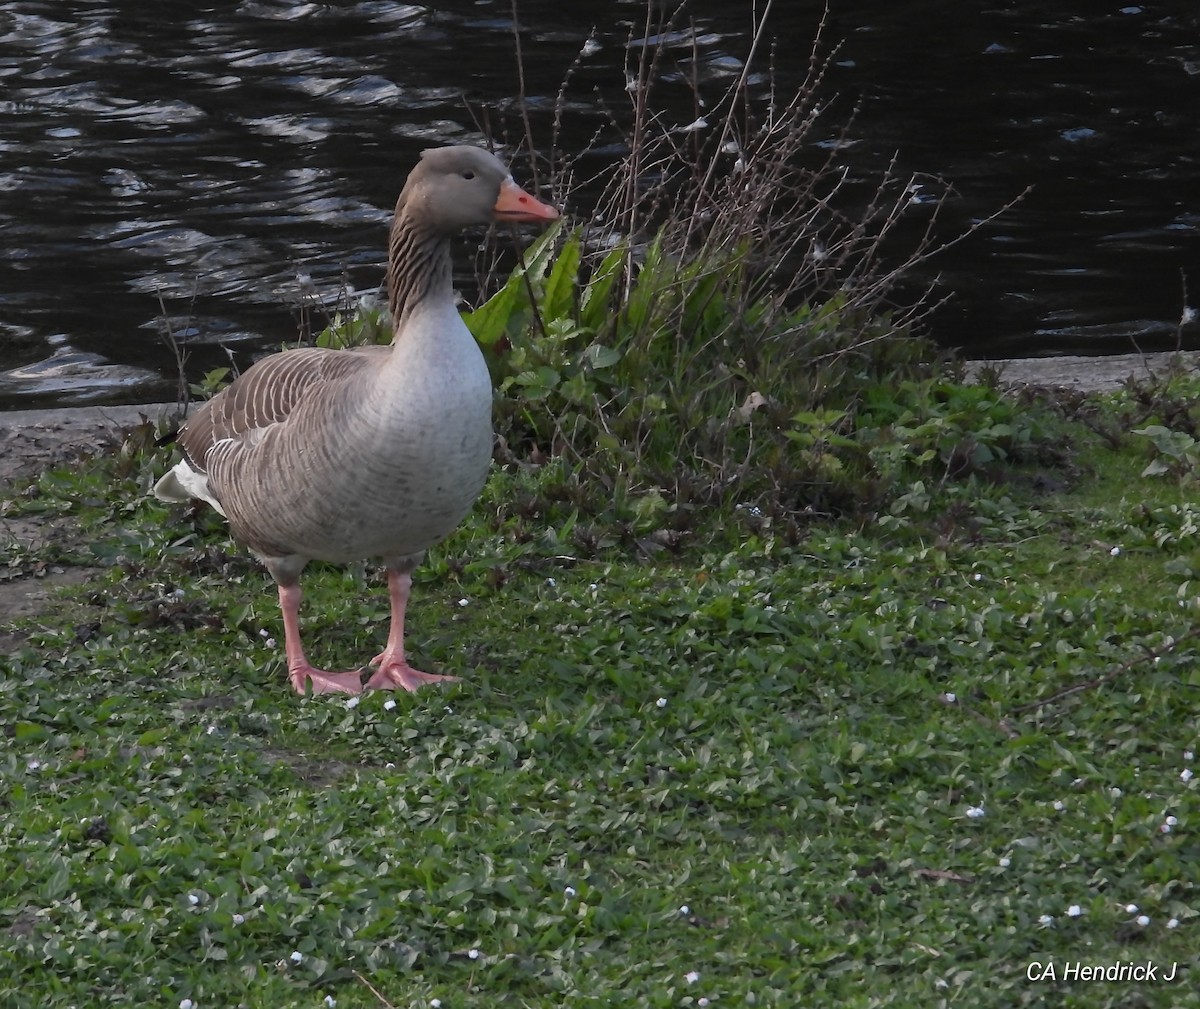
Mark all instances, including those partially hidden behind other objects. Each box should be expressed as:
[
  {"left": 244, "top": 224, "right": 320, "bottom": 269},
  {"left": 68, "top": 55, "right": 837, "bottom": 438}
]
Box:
[{"left": 153, "top": 459, "right": 227, "bottom": 517}]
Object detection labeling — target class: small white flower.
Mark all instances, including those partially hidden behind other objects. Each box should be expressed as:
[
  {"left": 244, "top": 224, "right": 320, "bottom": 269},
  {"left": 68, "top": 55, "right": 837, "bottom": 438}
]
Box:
[
  {"left": 1161, "top": 822, "right": 1173, "bottom": 834},
  {"left": 1110, "top": 787, "right": 1123, "bottom": 797},
  {"left": 232, "top": 913, "right": 245, "bottom": 925},
  {"left": 699, "top": 1000, "right": 710, "bottom": 1007},
  {"left": 264, "top": 637, "right": 276, "bottom": 648},
  {"left": 383, "top": 699, "right": 397, "bottom": 712},
  {"left": 345, "top": 696, "right": 360, "bottom": 709},
  {"left": 1182, "top": 768, "right": 1194, "bottom": 783},
  {"left": 973, "top": 572, "right": 983, "bottom": 582},
  {"left": 205, "top": 724, "right": 217, "bottom": 736},
  {"left": 188, "top": 893, "right": 200, "bottom": 906},
  {"left": 458, "top": 598, "right": 470, "bottom": 607},
  {"left": 1126, "top": 903, "right": 1139, "bottom": 914},
  {"left": 998, "top": 857, "right": 1011, "bottom": 868},
  {"left": 431, "top": 1000, "right": 443, "bottom": 1009},
  {"left": 685, "top": 970, "right": 701, "bottom": 984},
  {"left": 324, "top": 997, "right": 336, "bottom": 1008},
  {"left": 679, "top": 904, "right": 690, "bottom": 915},
  {"left": 966, "top": 805, "right": 986, "bottom": 819},
  {"left": 564, "top": 886, "right": 577, "bottom": 897},
  {"left": 944, "top": 692, "right": 957, "bottom": 703},
  {"left": 1067, "top": 904, "right": 1083, "bottom": 917},
  {"left": 385, "top": 762, "right": 396, "bottom": 770},
  {"left": 546, "top": 577, "right": 557, "bottom": 587},
  {"left": 588, "top": 583, "right": 598, "bottom": 591},
  {"left": 1109, "top": 546, "right": 1121, "bottom": 557},
  {"left": 1167, "top": 917, "right": 1180, "bottom": 929},
  {"left": 180, "top": 1001, "right": 194, "bottom": 1009},
  {"left": 468, "top": 948, "right": 481, "bottom": 960},
  {"left": 1166, "top": 815, "right": 1179, "bottom": 826},
  {"left": 1053, "top": 800, "right": 1065, "bottom": 811},
  {"left": 259, "top": 628, "right": 270, "bottom": 639},
  {"left": 1038, "top": 914, "right": 1054, "bottom": 926},
  {"left": 26, "top": 760, "right": 41, "bottom": 772},
  {"left": 656, "top": 697, "right": 668, "bottom": 708},
  {"left": 1136, "top": 914, "right": 1151, "bottom": 926},
  {"left": 290, "top": 950, "right": 303, "bottom": 964},
  {"left": 1186, "top": 751, "right": 1195, "bottom": 761}
]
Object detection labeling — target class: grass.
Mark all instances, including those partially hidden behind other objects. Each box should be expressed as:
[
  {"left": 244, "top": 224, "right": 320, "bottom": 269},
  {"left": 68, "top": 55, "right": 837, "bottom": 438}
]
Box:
[
  {"left": 4, "top": 371, "right": 1200, "bottom": 1007},
  {"left": 6, "top": 5, "right": 1199, "bottom": 1005}
]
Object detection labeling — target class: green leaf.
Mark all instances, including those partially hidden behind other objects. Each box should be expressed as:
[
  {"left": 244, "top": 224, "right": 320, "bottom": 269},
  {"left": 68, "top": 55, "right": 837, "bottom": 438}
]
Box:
[
  {"left": 542, "top": 228, "right": 582, "bottom": 320},
  {"left": 581, "top": 243, "right": 628, "bottom": 333},
  {"left": 42, "top": 857, "right": 71, "bottom": 902},
  {"left": 583, "top": 343, "right": 622, "bottom": 370},
  {"left": 465, "top": 221, "right": 563, "bottom": 347},
  {"left": 513, "top": 366, "right": 561, "bottom": 399},
  {"left": 464, "top": 270, "right": 530, "bottom": 347},
  {"left": 1134, "top": 425, "right": 1197, "bottom": 460}
]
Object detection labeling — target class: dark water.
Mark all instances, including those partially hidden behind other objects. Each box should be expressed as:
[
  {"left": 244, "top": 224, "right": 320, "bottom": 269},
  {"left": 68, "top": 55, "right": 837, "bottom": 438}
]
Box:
[{"left": 1, "top": 0, "right": 1198, "bottom": 409}]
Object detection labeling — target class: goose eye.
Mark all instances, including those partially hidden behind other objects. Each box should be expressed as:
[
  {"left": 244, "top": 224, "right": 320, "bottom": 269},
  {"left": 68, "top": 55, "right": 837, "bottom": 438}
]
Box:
[{"left": 461, "top": 170, "right": 476, "bottom": 180}]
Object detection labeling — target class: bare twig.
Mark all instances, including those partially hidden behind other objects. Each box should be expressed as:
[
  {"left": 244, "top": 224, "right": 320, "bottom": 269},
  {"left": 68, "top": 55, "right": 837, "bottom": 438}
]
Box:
[
  {"left": 1008, "top": 626, "right": 1200, "bottom": 716},
  {"left": 508, "top": 0, "right": 538, "bottom": 190},
  {"left": 937, "top": 692, "right": 1019, "bottom": 739},
  {"left": 155, "top": 294, "right": 190, "bottom": 413},
  {"left": 353, "top": 971, "right": 399, "bottom": 1009}
]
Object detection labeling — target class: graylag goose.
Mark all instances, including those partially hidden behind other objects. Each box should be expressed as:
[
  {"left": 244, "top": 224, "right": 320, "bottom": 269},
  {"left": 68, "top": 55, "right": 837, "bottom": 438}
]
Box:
[{"left": 154, "top": 146, "right": 559, "bottom": 695}]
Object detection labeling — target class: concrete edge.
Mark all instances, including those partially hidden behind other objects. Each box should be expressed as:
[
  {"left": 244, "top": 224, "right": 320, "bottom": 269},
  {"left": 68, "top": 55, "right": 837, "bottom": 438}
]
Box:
[
  {"left": 0, "top": 403, "right": 180, "bottom": 433},
  {"left": 2, "top": 350, "right": 1199, "bottom": 431}
]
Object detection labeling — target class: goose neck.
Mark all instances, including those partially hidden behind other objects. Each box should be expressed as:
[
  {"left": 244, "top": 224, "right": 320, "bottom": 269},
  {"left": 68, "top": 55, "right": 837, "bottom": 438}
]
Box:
[{"left": 386, "top": 212, "right": 453, "bottom": 329}]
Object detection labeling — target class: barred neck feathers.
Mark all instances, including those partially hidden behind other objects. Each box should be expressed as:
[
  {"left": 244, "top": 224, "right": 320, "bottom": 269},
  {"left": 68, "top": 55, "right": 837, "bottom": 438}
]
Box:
[{"left": 385, "top": 210, "right": 452, "bottom": 330}]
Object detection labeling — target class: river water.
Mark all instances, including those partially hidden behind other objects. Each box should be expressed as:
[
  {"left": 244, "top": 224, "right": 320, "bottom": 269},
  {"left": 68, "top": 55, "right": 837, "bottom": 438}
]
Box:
[{"left": 1, "top": 0, "right": 1198, "bottom": 408}]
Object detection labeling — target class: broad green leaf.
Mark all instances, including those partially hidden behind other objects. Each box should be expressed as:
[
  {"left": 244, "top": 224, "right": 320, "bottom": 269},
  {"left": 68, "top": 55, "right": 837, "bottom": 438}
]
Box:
[
  {"left": 581, "top": 243, "right": 628, "bottom": 332},
  {"left": 583, "top": 343, "right": 622, "bottom": 370},
  {"left": 464, "top": 270, "right": 530, "bottom": 347},
  {"left": 14, "top": 722, "right": 48, "bottom": 741},
  {"left": 542, "top": 228, "right": 582, "bottom": 320}
]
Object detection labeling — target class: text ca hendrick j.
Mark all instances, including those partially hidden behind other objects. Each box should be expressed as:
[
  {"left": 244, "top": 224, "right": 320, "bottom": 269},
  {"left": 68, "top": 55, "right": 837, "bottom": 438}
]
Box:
[{"left": 1027, "top": 960, "right": 1179, "bottom": 983}]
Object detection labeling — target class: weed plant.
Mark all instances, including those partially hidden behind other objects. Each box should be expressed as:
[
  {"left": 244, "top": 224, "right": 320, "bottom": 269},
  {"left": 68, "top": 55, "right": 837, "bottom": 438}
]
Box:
[
  {"left": 5, "top": 370, "right": 1200, "bottom": 1007},
  {"left": 10, "top": 4, "right": 1200, "bottom": 1008},
  {"left": 302, "top": 1, "right": 1029, "bottom": 543}
]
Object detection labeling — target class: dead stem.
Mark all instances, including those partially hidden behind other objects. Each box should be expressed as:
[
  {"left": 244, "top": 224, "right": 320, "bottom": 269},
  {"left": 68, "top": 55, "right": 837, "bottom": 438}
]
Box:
[{"left": 1008, "top": 625, "right": 1200, "bottom": 716}]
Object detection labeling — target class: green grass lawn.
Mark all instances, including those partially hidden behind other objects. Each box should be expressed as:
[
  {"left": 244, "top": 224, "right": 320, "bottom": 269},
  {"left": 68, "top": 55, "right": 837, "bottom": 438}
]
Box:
[{"left": 3, "top": 389, "right": 1200, "bottom": 1008}]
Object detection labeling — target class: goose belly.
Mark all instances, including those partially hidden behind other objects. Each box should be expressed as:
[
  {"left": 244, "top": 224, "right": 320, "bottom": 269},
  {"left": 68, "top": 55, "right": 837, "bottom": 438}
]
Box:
[
  {"left": 295, "top": 398, "right": 491, "bottom": 563},
  {"left": 227, "top": 342, "right": 494, "bottom": 564},
  {"left": 319, "top": 422, "right": 492, "bottom": 559}
]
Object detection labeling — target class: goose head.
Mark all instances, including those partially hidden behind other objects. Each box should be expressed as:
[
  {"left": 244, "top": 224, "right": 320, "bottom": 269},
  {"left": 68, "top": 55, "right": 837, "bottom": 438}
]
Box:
[{"left": 399, "top": 146, "right": 559, "bottom": 233}]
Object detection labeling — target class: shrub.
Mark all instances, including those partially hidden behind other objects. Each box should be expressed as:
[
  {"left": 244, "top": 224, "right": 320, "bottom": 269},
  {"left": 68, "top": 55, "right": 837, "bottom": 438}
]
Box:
[{"left": 280, "top": 3, "right": 1038, "bottom": 538}]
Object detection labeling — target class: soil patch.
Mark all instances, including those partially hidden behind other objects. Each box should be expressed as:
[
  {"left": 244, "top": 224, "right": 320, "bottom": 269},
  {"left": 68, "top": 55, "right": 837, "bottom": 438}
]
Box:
[{"left": 0, "top": 404, "right": 177, "bottom": 636}]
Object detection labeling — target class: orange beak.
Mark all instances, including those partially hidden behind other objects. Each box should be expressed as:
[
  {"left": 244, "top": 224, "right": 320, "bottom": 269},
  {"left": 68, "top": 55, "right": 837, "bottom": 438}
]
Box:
[{"left": 493, "top": 177, "right": 560, "bottom": 222}]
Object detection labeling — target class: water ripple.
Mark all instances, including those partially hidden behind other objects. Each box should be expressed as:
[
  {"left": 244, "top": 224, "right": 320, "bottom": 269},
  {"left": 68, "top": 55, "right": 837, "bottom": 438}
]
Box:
[{"left": 1, "top": 0, "right": 1197, "bottom": 406}]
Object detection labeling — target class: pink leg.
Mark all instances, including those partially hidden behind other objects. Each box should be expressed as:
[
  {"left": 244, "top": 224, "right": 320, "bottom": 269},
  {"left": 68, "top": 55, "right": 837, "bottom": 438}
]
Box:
[
  {"left": 363, "top": 569, "right": 458, "bottom": 692},
  {"left": 278, "top": 582, "right": 364, "bottom": 695}
]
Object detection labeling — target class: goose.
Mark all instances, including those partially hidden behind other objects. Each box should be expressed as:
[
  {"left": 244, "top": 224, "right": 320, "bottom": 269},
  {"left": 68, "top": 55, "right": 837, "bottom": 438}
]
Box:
[{"left": 154, "top": 146, "right": 559, "bottom": 695}]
